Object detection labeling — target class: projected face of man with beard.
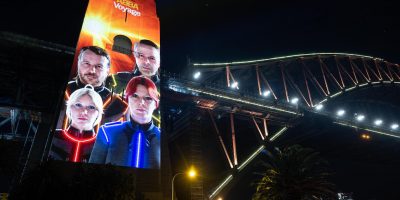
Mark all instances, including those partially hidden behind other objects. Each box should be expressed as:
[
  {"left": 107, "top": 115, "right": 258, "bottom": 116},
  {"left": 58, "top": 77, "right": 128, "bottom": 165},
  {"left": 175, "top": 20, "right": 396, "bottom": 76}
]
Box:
[{"left": 77, "top": 47, "right": 110, "bottom": 87}]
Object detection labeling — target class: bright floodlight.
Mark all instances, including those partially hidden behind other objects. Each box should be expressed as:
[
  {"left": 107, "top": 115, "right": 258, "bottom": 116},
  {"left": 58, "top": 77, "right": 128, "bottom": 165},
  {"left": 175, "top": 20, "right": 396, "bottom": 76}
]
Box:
[
  {"left": 262, "top": 90, "right": 270, "bottom": 97},
  {"left": 356, "top": 115, "right": 365, "bottom": 121},
  {"left": 187, "top": 168, "right": 197, "bottom": 178},
  {"left": 374, "top": 119, "right": 383, "bottom": 126},
  {"left": 193, "top": 71, "right": 201, "bottom": 79},
  {"left": 231, "top": 81, "right": 239, "bottom": 89},
  {"left": 84, "top": 17, "right": 107, "bottom": 37},
  {"left": 391, "top": 123, "right": 399, "bottom": 130},
  {"left": 315, "top": 104, "right": 323, "bottom": 110},
  {"left": 290, "top": 97, "right": 299, "bottom": 104},
  {"left": 336, "top": 109, "right": 345, "bottom": 116}
]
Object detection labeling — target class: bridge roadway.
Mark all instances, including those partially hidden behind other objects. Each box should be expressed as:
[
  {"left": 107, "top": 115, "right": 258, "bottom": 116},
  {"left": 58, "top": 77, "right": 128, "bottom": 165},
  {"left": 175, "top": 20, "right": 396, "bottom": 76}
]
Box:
[{"left": 163, "top": 74, "right": 400, "bottom": 139}]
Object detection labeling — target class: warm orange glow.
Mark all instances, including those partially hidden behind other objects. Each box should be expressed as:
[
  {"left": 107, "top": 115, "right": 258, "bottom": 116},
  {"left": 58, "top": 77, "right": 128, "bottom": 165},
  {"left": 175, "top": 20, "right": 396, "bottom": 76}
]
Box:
[
  {"left": 81, "top": 15, "right": 111, "bottom": 47},
  {"left": 187, "top": 167, "right": 197, "bottom": 178},
  {"left": 73, "top": 0, "right": 160, "bottom": 74},
  {"left": 361, "top": 133, "right": 371, "bottom": 140},
  {"left": 63, "top": 116, "right": 69, "bottom": 130},
  {"left": 103, "top": 96, "right": 112, "bottom": 107},
  {"left": 64, "top": 90, "right": 70, "bottom": 100}
]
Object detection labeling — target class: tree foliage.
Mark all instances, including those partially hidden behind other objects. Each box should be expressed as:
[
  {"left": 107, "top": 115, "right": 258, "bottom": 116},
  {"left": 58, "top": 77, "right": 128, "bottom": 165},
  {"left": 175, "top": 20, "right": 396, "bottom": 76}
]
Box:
[{"left": 253, "top": 145, "right": 337, "bottom": 200}]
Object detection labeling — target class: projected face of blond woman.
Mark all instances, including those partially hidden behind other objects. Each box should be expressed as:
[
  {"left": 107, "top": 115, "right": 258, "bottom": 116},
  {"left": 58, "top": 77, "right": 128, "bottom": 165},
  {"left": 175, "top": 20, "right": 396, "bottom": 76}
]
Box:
[{"left": 70, "top": 94, "right": 99, "bottom": 132}]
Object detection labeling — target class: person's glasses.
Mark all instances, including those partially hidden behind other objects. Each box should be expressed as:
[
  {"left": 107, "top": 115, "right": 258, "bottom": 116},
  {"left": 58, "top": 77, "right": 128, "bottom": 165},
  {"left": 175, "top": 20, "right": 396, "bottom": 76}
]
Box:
[
  {"left": 71, "top": 103, "right": 98, "bottom": 112},
  {"left": 134, "top": 51, "right": 157, "bottom": 63},
  {"left": 130, "top": 93, "right": 154, "bottom": 104}
]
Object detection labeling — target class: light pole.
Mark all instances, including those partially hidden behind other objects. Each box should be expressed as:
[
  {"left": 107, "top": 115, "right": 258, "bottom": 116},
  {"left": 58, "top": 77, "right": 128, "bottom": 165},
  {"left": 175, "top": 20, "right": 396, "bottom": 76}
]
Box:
[
  {"left": 171, "top": 172, "right": 183, "bottom": 200},
  {"left": 171, "top": 168, "right": 196, "bottom": 200}
]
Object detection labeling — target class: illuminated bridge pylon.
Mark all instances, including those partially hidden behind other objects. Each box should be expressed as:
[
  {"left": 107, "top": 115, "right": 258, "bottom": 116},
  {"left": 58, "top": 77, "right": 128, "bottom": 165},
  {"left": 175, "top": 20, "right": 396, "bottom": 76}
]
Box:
[{"left": 164, "top": 74, "right": 300, "bottom": 200}]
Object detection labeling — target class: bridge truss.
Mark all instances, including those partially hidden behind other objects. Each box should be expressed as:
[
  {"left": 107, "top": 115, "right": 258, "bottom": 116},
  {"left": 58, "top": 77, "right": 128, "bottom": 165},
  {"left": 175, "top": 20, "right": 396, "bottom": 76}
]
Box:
[{"left": 164, "top": 53, "right": 400, "bottom": 199}]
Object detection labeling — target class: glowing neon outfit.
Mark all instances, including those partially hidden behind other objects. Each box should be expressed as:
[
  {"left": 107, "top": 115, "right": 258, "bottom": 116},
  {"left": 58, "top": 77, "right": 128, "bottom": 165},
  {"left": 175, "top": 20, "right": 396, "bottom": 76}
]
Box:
[
  {"left": 89, "top": 119, "right": 160, "bottom": 169},
  {"left": 49, "top": 126, "right": 96, "bottom": 162}
]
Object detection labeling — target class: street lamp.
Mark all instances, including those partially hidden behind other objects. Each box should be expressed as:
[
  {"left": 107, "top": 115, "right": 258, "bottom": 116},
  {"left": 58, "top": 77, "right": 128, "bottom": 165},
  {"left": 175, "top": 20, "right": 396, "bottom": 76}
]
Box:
[
  {"left": 290, "top": 97, "right": 299, "bottom": 105},
  {"left": 193, "top": 71, "right": 201, "bottom": 79},
  {"left": 172, "top": 167, "right": 197, "bottom": 200},
  {"left": 315, "top": 104, "right": 323, "bottom": 110}
]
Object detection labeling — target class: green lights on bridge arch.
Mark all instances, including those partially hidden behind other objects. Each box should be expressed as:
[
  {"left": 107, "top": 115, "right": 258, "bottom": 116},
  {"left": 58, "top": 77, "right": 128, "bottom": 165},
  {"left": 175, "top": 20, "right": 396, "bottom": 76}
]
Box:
[{"left": 192, "top": 52, "right": 382, "bottom": 67}]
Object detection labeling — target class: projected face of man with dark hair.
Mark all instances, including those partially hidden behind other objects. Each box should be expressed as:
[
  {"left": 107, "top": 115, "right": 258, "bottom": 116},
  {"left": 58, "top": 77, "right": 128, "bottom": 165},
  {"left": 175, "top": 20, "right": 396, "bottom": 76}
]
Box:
[
  {"left": 133, "top": 40, "right": 160, "bottom": 78},
  {"left": 77, "top": 46, "right": 111, "bottom": 87}
]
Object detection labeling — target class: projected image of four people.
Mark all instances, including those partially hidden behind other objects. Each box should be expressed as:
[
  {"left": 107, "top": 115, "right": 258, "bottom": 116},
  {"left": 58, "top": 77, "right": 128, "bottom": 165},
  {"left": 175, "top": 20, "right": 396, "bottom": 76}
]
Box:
[{"left": 50, "top": 39, "right": 161, "bottom": 169}]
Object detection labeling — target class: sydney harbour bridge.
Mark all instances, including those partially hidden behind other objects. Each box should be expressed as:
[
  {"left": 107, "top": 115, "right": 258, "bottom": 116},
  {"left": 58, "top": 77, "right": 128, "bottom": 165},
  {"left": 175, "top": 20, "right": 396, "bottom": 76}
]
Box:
[
  {"left": 165, "top": 51, "right": 400, "bottom": 199},
  {"left": 1, "top": 32, "right": 400, "bottom": 199}
]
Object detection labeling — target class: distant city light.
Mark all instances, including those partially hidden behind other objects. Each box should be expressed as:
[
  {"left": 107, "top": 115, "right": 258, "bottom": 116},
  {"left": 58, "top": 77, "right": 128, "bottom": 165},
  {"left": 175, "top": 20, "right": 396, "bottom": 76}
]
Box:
[
  {"left": 262, "top": 90, "right": 270, "bottom": 97},
  {"left": 231, "top": 81, "right": 239, "bottom": 89},
  {"left": 356, "top": 115, "right": 365, "bottom": 121},
  {"left": 374, "top": 119, "right": 383, "bottom": 126},
  {"left": 193, "top": 71, "right": 201, "bottom": 79},
  {"left": 290, "top": 97, "right": 299, "bottom": 104},
  {"left": 315, "top": 104, "right": 323, "bottom": 110},
  {"left": 361, "top": 133, "right": 371, "bottom": 140},
  {"left": 336, "top": 109, "right": 345, "bottom": 116},
  {"left": 391, "top": 123, "right": 399, "bottom": 130}
]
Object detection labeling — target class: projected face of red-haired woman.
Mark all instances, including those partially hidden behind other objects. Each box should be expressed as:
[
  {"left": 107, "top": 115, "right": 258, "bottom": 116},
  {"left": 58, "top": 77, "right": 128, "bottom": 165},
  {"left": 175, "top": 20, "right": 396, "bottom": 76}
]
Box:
[
  {"left": 125, "top": 76, "right": 159, "bottom": 125},
  {"left": 128, "top": 85, "right": 157, "bottom": 124}
]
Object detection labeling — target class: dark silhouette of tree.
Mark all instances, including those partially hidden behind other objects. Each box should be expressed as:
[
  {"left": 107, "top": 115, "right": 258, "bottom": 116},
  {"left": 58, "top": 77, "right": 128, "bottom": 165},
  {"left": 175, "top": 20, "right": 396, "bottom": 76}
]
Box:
[
  {"left": 253, "top": 145, "right": 336, "bottom": 200},
  {"left": 9, "top": 160, "right": 142, "bottom": 200}
]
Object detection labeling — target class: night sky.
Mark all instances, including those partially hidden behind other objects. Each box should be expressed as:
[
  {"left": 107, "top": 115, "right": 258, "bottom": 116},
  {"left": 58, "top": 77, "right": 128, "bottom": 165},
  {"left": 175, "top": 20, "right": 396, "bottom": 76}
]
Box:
[
  {"left": 157, "top": 0, "right": 400, "bottom": 72},
  {"left": 2, "top": 0, "right": 400, "bottom": 199}
]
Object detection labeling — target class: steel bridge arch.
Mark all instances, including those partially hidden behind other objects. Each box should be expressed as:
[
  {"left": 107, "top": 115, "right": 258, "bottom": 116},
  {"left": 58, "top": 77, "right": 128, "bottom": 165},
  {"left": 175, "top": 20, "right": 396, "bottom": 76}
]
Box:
[
  {"left": 186, "top": 53, "right": 400, "bottom": 199},
  {"left": 191, "top": 53, "right": 400, "bottom": 108}
]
